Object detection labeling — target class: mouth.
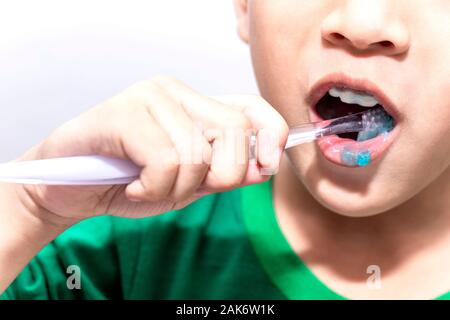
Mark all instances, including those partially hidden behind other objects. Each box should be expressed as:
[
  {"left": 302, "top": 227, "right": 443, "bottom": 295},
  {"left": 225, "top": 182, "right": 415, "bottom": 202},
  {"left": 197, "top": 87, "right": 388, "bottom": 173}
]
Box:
[{"left": 308, "top": 75, "right": 400, "bottom": 168}]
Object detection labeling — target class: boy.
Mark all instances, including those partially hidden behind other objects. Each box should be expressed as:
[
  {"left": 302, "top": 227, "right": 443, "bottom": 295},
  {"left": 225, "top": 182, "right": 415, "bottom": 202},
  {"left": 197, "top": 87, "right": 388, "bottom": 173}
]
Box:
[{"left": 1, "top": 0, "right": 450, "bottom": 299}]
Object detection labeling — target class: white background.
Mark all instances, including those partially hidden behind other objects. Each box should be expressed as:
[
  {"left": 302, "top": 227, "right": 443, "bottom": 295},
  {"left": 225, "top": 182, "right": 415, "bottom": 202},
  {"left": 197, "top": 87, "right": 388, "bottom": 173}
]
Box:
[{"left": 0, "top": 0, "right": 257, "bottom": 161}]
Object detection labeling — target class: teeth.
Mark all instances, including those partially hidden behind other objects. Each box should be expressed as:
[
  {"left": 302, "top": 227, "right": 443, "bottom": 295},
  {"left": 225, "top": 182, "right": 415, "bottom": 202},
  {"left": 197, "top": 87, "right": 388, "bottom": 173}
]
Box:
[{"left": 329, "top": 87, "right": 379, "bottom": 107}]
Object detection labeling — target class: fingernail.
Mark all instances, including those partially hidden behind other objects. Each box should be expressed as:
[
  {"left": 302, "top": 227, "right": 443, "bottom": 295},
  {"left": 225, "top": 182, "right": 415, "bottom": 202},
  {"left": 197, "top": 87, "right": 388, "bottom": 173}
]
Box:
[
  {"left": 260, "top": 167, "right": 277, "bottom": 176},
  {"left": 261, "top": 148, "right": 282, "bottom": 175}
]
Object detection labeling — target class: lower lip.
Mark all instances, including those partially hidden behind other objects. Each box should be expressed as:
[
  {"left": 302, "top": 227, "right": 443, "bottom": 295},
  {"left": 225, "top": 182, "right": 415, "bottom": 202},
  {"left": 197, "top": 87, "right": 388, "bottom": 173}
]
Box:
[{"left": 310, "top": 109, "right": 399, "bottom": 168}]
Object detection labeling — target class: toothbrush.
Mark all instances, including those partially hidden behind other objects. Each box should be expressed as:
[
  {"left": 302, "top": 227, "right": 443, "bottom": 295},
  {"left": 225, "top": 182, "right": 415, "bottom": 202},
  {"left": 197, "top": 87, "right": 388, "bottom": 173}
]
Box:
[{"left": 0, "top": 107, "right": 387, "bottom": 185}]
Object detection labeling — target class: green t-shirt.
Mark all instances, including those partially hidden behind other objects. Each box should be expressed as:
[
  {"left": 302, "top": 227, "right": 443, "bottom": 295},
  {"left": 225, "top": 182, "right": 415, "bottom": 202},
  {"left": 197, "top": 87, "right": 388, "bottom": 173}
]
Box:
[{"left": 2, "top": 180, "right": 450, "bottom": 300}]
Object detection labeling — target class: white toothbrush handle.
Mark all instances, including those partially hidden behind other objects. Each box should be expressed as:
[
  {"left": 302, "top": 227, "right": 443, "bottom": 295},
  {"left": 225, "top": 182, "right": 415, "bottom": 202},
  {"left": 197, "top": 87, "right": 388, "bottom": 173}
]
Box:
[{"left": 0, "top": 156, "right": 140, "bottom": 185}]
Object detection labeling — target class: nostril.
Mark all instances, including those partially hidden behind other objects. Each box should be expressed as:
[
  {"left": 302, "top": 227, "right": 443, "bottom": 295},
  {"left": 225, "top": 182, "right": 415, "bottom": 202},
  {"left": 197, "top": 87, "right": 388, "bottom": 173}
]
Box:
[
  {"left": 377, "top": 40, "right": 395, "bottom": 49},
  {"left": 330, "top": 32, "right": 346, "bottom": 41}
]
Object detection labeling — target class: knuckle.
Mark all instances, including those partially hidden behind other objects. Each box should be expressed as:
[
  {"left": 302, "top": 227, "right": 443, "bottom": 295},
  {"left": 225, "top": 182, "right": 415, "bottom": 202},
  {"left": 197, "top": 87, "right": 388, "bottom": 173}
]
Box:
[
  {"left": 168, "top": 164, "right": 209, "bottom": 202},
  {"left": 131, "top": 79, "right": 158, "bottom": 93},
  {"left": 277, "top": 118, "right": 290, "bottom": 140},
  {"left": 248, "top": 94, "right": 268, "bottom": 105},
  {"left": 215, "top": 171, "right": 244, "bottom": 190},
  {"left": 150, "top": 75, "right": 182, "bottom": 91},
  {"left": 241, "top": 94, "right": 272, "bottom": 111},
  {"left": 201, "top": 140, "right": 213, "bottom": 165},
  {"left": 178, "top": 134, "right": 212, "bottom": 166},
  {"left": 127, "top": 81, "right": 163, "bottom": 108},
  {"left": 132, "top": 78, "right": 176, "bottom": 96},
  {"left": 228, "top": 111, "right": 252, "bottom": 130},
  {"left": 190, "top": 163, "right": 210, "bottom": 179}
]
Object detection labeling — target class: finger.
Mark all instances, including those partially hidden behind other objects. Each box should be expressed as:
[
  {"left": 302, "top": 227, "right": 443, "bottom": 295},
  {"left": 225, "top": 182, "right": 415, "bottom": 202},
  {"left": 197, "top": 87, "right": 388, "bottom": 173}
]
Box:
[
  {"left": 141, "top": 85, "right": 212, "bottom": 202},
  {"left": 150, "top": 76, "right": 242, "bottom": 128},
  {"left": 122, "top": 112, "right": 179, "bottom": 202},
  {"left": 211, "top": 95, "right": 289, "bottom": 176},
  {"left": 152, "top": 77, "right": 257, "bottom": 192},
  {"left": 201, "top": 117, "right": 250, "bottom": 191}
]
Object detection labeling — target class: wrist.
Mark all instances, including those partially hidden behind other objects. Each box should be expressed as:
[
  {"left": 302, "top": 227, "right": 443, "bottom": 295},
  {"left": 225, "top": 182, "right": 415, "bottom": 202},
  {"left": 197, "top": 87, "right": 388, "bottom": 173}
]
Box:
[
  {"left": 0, "top": 183, "right": 70, "bottom": 293},
  {"left": 11, "top": 143, "right": 81, "bottom": 230}
]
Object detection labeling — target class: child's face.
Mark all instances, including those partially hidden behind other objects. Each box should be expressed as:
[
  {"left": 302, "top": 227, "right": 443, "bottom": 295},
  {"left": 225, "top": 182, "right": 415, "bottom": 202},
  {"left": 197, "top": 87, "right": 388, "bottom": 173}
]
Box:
[{"left": 235, "top": 0, "right": 450, "bottom": 216}]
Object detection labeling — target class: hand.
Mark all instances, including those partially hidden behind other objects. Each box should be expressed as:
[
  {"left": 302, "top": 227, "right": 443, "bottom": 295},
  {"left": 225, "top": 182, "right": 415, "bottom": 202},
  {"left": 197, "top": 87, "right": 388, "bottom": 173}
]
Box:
[{"left": 18, "top": 76, "right": 289, "bottom": 226}]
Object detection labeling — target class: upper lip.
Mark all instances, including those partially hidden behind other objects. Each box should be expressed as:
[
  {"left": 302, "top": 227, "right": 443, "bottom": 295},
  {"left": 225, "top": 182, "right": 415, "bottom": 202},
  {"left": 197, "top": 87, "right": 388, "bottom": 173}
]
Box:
[{"left": 306, "top": 73, "right": 400, "bottom": 121}]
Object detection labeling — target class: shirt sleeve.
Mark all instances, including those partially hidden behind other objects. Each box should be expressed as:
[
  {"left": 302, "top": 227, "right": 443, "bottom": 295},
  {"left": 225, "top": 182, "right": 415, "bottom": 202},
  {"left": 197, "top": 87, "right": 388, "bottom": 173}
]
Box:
[{"left": 1, "top": 216, "right": 122, "bottom": 300}]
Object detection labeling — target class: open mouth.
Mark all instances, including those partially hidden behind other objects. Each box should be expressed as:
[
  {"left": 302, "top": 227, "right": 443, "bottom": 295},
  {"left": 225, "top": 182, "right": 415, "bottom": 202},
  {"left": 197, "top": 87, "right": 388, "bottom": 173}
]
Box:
[{"left": 309, "top": 81, "right": 399, "bottom": 168}]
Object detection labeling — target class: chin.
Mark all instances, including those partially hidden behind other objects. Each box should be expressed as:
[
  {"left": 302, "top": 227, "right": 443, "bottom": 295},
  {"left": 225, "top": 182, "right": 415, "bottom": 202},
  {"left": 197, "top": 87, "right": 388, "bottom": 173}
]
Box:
[
  {"left": 310, "top": 184, "right": 392, "bottom": 218},
  {"left": 288, "top": 146, "right": 403, "bottom": 218},
  {"left": 308, "top": 167, "right": 401, "bottom": 218}
]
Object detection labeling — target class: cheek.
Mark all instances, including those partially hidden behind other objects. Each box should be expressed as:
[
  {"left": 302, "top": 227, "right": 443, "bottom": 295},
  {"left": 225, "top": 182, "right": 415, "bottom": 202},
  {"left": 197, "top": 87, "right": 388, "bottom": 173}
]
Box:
[
  {"left": 402, "top": 75, "right": 450, "bottom": 175},
  {"left": 248, "top": 2, "right": 326, "bottom": 124},
  {"left": 407, "top": 3, "right": 450, "bottom": 160},
  {"left": 407, "top": 116, "right": 450, "bottom": 181}
]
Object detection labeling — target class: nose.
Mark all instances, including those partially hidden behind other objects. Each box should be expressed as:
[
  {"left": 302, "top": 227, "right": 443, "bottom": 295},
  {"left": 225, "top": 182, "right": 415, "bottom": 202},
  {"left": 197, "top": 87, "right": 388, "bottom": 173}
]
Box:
[{"left": 321, "top": 0, "right": 410, "bottom": 56}]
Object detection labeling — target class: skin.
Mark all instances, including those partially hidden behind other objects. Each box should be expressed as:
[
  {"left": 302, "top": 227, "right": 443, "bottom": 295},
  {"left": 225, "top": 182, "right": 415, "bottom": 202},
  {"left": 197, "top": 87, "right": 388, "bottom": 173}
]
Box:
[
  {"left": 0, "top": 79, "right": 288, "bottom": 293},
  {"left": 0, "top": 0, "right": 449, "bottom": 299},
  {"left": 235, "top": 0, "right": 450, "bottom": 298}
]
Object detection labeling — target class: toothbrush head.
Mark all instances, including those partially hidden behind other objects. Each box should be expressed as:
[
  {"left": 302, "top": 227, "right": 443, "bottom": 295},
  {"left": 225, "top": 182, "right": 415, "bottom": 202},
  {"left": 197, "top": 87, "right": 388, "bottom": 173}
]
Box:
[
  {"left": 357, "top": 107, "right": 395, "bottom": 141},
  {"left": 321, "top": 106, "right": 395, "bottom": 140}
]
